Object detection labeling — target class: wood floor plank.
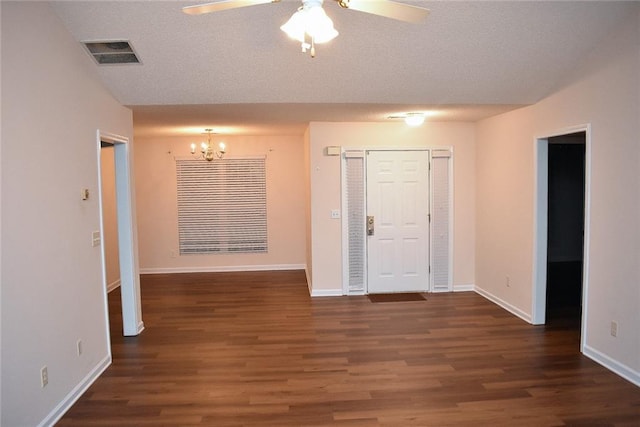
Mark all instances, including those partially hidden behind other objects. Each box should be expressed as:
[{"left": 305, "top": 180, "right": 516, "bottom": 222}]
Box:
[{"left": 57, "top": 271, "right": 640, "bottom": 426}]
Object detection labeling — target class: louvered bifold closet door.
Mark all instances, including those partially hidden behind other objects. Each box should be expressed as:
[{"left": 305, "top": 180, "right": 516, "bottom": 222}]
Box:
[
  {"left": 431, "top": 150, "right": 452, "bottom": 292},
  {"left": 176, "top": 158, "right": 267, "bottom": 255},
  {"left": 344, "top": 152, "right": 366, "bottom": 294}
]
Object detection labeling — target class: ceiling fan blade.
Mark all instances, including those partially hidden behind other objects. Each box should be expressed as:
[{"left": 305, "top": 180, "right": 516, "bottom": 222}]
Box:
[
  {"left": 182, "top": 0, "right": 278, "bottom": 15},
  {"left": 341, "top": 0, "right": 429, "bottom": 23}
]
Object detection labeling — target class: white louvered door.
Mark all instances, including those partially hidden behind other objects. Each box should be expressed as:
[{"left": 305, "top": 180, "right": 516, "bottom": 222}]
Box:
[
  {"left": 344, "top": 152, "right": 367, "bottom": 293},
  {"left": 430, "top": 150, "right": 453, "bottom": 292}
]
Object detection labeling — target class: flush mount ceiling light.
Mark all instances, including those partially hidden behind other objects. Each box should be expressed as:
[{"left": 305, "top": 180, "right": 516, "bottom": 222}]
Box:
[
  {"left": 404, "top": 113, "right": 426, "bottom": 126},
  {"left": 183, "top": 0, "right": 429, "bottom": 58},
  {"left": 388, "top": 112, "right": 428, "bottom": 127},
  {"left": 190, "top": 129, "right": 227, "bottom": 161}
]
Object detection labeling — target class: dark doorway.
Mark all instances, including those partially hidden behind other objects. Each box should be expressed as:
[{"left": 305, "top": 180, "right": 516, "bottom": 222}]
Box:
[{"left": 546, "top": 132, "right": 586, "bottom": 327}]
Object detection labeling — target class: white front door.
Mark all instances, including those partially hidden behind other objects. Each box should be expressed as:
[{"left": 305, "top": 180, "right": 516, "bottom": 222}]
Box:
[{"left": 366, "top": 150, "right": 430, "bottom": 294}]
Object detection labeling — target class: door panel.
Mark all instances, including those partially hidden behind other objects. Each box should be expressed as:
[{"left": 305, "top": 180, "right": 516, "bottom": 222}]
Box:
[
  {"left": 402, "top": 238, "right": 419, "bottom": 275},
  {"left": 367, "top": 150, "right": 430, "bottom": 293}
]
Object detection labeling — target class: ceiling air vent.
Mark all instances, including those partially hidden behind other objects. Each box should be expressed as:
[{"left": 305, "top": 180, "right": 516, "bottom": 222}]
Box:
[{"left": 82, "top": 40, "right": 141, "bottom": 65}]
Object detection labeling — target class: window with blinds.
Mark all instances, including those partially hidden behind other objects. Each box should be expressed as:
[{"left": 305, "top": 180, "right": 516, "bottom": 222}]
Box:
[{"left": 176, "top": 158, "right": 267, "bottom": 255}]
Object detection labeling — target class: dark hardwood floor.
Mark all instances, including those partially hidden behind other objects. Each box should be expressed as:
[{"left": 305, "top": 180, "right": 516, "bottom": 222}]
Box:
[{"left": 57, "top": 271, "right": 640, "bottom": 426}]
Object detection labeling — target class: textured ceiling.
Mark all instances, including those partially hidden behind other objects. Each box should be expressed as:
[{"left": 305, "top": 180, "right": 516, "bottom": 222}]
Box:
[{"left": 50, "top": 1, "right": 636, "bottom": 137}]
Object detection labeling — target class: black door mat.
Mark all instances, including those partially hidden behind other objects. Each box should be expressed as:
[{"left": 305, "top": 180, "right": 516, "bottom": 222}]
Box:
[{"left": 368, "top": 293, "right": 426, "bottom": 303}]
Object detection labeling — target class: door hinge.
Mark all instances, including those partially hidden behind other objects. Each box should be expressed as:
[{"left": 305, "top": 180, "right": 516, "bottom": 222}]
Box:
[{"left": 428, "top": 213, "right": 431, "bottom": 222}]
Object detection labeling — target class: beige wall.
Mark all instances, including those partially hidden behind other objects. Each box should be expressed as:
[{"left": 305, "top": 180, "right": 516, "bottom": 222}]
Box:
[
  {"left": 100, "top": 146, "right": 120, "bottom": 290},
  {"left": 1, "top": 7, "right": 634, "bottom": 427},
  {"left": 1, "top": 2, "right": 134, "bottom": 425},
  {"left": 134, "top": 134, "right": 306, "bottom": 272},
  {"left": 476, "top": 8, "right": 639, "bottom": 380},
  {"left": 307, "top": 121, "right": 476, "bottom": 294}
]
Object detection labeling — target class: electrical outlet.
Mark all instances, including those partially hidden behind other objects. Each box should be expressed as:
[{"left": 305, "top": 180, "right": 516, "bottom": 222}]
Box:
[
  {"left": 77, "top": 339, "right": 83, "bottom": 356},
  {"left": 610, "top": 321, "right": 618, "bottom": 337},
  {"left": 41, "top": 366, "right": 48, "bottom": 388},
  {"left": 506, "top": 276, "right": 511, "bottom": 287}
]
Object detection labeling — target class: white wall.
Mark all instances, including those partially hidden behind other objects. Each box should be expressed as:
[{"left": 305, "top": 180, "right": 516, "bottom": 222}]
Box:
[
  {"left": 308, "top": 121, "right": 476, "bottom": 294},
  {"left": 1, "top": 3, "right": 133, "bottom": 425},
  {"left": 476, "top": 7, "right": 639, "bottom": 382},
  {"left": 134, "top": 134, "right": 306, "bottom": 272}
]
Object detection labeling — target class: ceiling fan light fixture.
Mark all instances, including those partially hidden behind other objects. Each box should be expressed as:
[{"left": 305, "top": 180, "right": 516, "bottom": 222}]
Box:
[
  {"left": 304, "top": 6, "right": 338, "bottom": 43},
  {"left": 280, "top": 0, "right": 338, "bottom": 45},
  {"left": 280, "top": 7, "right": 307, "bottom": 42}
]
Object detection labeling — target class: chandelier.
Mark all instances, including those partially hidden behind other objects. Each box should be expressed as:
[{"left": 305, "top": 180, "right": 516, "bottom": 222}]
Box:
[{"left": 190, "top": 129, "right": 226, "bottom": 161}]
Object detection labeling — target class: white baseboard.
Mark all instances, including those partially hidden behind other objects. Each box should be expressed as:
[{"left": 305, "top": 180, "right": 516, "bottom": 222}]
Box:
[
  {"left": 474, "top": 286, "right": 532, "bottom": 323},
  {"left": 38, "top": 354, "right": 112, "bottom": 427},
  {"left": 473, "top": 287, "right": 639, "bottom": 387},
  {"left": 454, "top": 283, "right": 475, "bottom": 292},
  {"left": 139, "top": 264, "right": 306, "bottom": 275},
  {"left": 310, "top": 288, "right": 343, "bottom": 297},
  {"left": 107, "top": 279, "right": 121, "bottom": 293},
  {"left": 583, "top": 344, "right": 640, "bottom": 387}
]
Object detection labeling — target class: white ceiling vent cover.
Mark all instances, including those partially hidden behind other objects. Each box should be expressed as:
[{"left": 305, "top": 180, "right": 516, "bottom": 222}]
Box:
[{"left": 82, "top": 40, "right": 141, "bottom": 65}]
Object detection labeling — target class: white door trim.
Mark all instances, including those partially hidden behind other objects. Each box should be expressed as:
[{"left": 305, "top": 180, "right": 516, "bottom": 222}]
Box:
[
  {"left": 532, "top": 124, "right": 591, "bottom": 352},
  {"left": 97, "top": 130, "right": 144, "bottom": 337}
]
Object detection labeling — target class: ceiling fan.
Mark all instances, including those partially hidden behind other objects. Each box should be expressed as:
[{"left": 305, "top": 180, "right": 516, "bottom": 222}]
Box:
[{"left": 183, "top": 0, "right": 430, "bottom": 57}]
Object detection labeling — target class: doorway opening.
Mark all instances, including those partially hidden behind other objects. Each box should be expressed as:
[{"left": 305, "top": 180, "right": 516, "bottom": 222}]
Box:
[
  {"left": 97, "top": 131, "right": 144, "bottom": 338},
  {"left": 533, "top": 125, "right": 590, "bottom": 350},
  {"left": 546, "top": 133, "right": 586, "bottom": 328},
  {"left": 100, "top": 142, "right": 121, "bottom": 294}
]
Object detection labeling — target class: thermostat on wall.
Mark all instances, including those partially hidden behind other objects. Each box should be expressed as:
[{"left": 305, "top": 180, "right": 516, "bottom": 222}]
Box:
[{"left": 325, "top": 146, "right": 341, "bottom": 156}]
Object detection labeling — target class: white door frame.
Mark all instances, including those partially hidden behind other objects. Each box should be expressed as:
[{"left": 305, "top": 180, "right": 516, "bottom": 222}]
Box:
[
  {"left": 97, "top": 130, "right": 144, "bottom": 337},
  {"left": 341, "top": 146, "right": 453, "bottom": 295},
  {"left": 532, "top": 124, "right": 591, "bottom": 350}
]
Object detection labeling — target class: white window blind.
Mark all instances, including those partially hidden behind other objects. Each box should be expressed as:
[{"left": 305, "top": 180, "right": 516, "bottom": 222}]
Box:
[
  {"left": 431, "top": 150, "right": 452, "bottom": 292},
  {"left": 345, "top": 152, "right": 366, "bottom": 293},
  {"left": 176, "top": 158, "right": 267, "bottom": 255}
]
